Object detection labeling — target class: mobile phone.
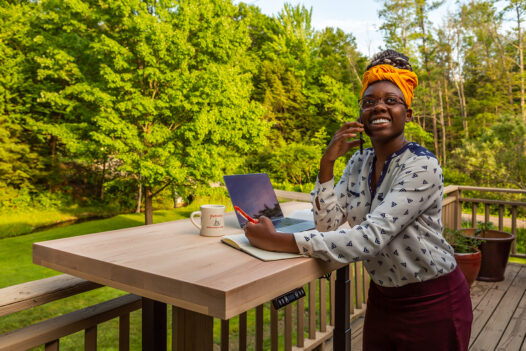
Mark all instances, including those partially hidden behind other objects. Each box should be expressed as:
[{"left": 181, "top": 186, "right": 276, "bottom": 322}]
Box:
[{"left": 359, "top": 116, "right": 363, "bottom": 154}]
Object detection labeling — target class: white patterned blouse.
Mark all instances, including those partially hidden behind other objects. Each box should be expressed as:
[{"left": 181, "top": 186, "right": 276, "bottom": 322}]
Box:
[{"left": 293, "top": 142, "right": 457, "bottom": 287}]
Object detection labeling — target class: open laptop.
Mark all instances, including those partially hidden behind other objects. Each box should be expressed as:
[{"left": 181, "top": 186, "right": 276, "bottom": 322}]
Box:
[{"left": 223, "top": 173, "right": 315, "bottom": 233}]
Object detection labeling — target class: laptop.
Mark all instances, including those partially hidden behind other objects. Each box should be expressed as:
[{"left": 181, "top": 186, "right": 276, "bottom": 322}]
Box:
[{"left": 223, "top": 173, "right": 315, "bottom": 233}]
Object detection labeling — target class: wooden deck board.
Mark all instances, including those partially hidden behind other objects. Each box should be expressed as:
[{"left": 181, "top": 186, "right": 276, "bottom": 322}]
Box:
[{"left": 345, "top": 263, "right": 526, "bottom": 351}]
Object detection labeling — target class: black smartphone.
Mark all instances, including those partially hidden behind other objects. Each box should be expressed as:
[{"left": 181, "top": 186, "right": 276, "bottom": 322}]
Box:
[{"left": 359, "top": 116, "right": 363, "bottom": 154}]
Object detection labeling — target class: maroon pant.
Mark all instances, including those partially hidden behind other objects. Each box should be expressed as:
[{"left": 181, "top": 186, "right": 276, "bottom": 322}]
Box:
[{"left": 363, "top": 266, "right": 473, "bottom": 351}]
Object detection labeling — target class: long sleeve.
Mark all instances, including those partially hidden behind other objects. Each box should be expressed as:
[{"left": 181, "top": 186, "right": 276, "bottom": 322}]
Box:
[{"left": 310, "top": 158, "right": 355, "bottom": 232}]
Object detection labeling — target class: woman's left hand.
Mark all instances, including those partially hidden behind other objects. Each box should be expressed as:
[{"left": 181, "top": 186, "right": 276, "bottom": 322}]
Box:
[{"left": 245, "top": 216, "right": 300, "bottom": 253}]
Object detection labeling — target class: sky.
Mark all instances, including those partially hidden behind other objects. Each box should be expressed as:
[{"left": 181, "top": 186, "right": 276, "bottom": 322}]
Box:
[{"left": 236, "top": 0, "right": 507, "bottom": 58}]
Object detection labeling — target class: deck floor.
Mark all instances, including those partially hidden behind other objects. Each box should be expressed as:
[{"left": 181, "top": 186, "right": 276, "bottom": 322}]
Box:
[{"left": 344, "top": 263, "right": 526, "bottom": 351}]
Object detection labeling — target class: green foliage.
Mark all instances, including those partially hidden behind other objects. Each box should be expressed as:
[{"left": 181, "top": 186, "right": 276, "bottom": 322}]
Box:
[
  {"left": 443, "top": 228, "right": 481, "bottom": 253},
  {"left": 404, "top": 121, "right": 434, "bottom": 147},
  {"left": 451, "top": 114, "right": 525, "bottom": 188},
  {"left": 474, "top": 221, "right": 495, "bottom": 236}
]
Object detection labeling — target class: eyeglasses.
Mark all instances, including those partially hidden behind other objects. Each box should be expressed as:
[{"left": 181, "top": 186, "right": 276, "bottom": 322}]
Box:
[{"left": 358, "top": 96, "right": 407, "bottom": 110}]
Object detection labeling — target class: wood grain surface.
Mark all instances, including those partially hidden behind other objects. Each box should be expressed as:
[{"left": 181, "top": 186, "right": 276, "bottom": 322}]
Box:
[{"left": 33, "top": 202, "right": 342, "bottom": 319}]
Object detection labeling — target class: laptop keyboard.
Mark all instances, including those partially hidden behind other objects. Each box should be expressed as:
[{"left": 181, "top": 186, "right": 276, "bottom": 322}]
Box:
[{"left": 272, "top": 217, "right": 304, "bottom": 227}]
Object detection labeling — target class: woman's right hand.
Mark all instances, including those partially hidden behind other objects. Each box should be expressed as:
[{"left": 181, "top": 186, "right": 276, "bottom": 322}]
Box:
[
  {"left": 317, "top": 121, "right": 363, "bottom": 185},
  {"left": 322, "top": 121, "right": 364, "bottom": 163}
]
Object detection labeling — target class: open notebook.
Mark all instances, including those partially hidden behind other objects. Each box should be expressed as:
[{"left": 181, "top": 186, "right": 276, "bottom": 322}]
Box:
[
  {"left": 221, "top": 209, "right": 313, "bottom": 261},
  {"left": 221, "top": 234, "right": 304, "bottom": 261}
]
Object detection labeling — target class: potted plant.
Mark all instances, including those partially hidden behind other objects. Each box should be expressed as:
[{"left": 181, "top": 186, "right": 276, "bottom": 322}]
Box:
[
  {"left": 461, "top": 222, "right": 515, "bottom": 282},
  {"left": 444, "top": 228, "right": 482, "bottom": 287}
]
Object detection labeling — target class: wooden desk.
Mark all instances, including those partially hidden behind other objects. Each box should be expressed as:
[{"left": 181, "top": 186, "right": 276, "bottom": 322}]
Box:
[{"left": 33, "top": 202, "right": 343, "bottom": 350}]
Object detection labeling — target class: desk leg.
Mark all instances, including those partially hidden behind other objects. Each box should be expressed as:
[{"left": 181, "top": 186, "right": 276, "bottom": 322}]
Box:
[
  {"left": 173, "top": 306, "right": 213, "bottom": 351},
  {"left": 334, "top": 265, "right": 351, "bottom": 351},
  {"left": 142, "top": 298, "right": 167, "bottom": 351}
]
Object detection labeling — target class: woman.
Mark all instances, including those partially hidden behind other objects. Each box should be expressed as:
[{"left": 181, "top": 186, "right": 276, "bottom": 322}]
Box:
[{"left": 245, "top": 49, "right": 473, "bottom": 350}]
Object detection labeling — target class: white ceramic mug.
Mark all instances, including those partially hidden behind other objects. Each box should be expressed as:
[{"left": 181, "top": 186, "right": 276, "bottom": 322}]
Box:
[{"left": 190, "top": 205, "right": 225, "bottom": 236}]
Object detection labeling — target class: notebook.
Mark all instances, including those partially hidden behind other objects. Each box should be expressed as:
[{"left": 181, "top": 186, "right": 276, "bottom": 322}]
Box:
[
  {"left": 221, "top": 234, "right": 304, "bottom": 261},
  {"left": 223, "top": 173, "right": 315, "bottom": 233}
]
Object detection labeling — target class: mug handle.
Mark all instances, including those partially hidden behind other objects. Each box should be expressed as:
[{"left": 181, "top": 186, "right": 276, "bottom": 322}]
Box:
[{"left": 190, "top": 211, "right": 201, "bottom": 230}]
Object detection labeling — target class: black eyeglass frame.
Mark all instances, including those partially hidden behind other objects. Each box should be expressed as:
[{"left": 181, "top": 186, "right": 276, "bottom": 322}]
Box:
[{"left": 358, "top": 96, "right": 408, "bottom": 110}]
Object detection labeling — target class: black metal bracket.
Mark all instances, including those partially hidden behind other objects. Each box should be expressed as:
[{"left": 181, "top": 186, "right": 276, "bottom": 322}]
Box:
[{"left": 271, "top": 287, "right": 306, "bottom": 310}]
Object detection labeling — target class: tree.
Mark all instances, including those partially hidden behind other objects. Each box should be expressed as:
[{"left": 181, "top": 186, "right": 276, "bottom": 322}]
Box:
[
  {"left": 0, "top": 1, "right": 40, "bottom": 203},
  {"left": 86, "top": 0, "right": 269, "bottom": 224},
  {"left": 506, "top": 0, "right": 526, "bottom": 123},
  {"left": 378, "top": 0, "right": 418, "bottom": 56}
]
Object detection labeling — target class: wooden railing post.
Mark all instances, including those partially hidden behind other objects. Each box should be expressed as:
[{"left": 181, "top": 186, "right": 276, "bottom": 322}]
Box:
[
  {"left": 256, "top": 305, "right": 264, "bottom": 351},
  {"left": 319, "top": 279, "right": 327, "bottom": 333},
  {"left": 239, "top": 312, "right": 247, "bottom": 351},
  {"left": 220, "top": 319, "right": 229, "bottom": 351},
  {"left": 45, "top": 340, "right": 59, "bottom": 351},
  {"left": 119, "top": 313, "right": 130, "bottom": 351},
  {"left": 270, "top": 305, "right": 278, "bottom": 351},
  {"left": 308, "top": 281, "right": 316, "bottom": 340},
  {"left": 285, "top": 304, "right": 292, "bottom": 351},
  {"left": 297, "top": 297, "right": 305, "bottom": 347},
  {"left": 511, "top": 206, "right": 518, "bottom": 255},
  {"left": 472, "top": 203, "right": 478, "bottom": 228},
  {"left": 85, "top": 326, "right": 97, "bottom": 351},
  {"left": 456, "top": 189, "right": 462, "bottom": 230}
]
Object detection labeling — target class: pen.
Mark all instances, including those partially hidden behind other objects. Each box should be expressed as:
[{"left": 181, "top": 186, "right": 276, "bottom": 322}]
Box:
[{"left": 234, "top": 205, "right": 259, "bottom": 224}]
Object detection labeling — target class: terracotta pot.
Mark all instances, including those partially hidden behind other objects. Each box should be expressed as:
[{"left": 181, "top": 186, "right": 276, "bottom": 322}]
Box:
[
  {"left": 454, "top": 250, "right": 481, "bottom": 287},
  {"left": 461, "top": 229, "right": 515, "bottom": 282}
]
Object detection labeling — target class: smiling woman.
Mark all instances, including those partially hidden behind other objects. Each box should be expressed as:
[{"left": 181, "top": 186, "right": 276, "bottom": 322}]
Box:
[{"left": 244, "top": 49, "right": 473, "bottom": 351}]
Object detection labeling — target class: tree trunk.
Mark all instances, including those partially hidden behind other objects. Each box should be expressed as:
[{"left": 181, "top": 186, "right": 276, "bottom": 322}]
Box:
[
  {"left": 136, "top": 175, "right": 142, "bottom": 214},
  {"left": 438, "top": 81, "right": 447, "bottom": 166},
  {"left": 517, "top": 6, "right": 526, "bottom": 123},
  {"left": 459, "top": 74, "right": 468, "bottom": 137},
  {"left": 431, "top": 93, "right": 439, "bottom": 161},
  {"left": 451, "top": 30, "right": 468, "bottom": 138},
  {"left": 49, "top": 135, "right": 57, "bottom": 192},
  {"left": 443, "top": 75, "right": 451, "bottom": 127},
  {"left": 145, "top": 186, "right": 153, "bottom": 225},
  {"left": 100, "top": 158, "right": 106, "bottom": 201}
]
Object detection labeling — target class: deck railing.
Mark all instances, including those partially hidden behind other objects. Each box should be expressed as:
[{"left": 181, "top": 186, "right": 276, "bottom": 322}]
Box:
[
  {"left": 1, "top": 185, "right": 524, "bottom": 350},
  {"left": 442, "top": 185, "right": 526, "bottom": 258}
]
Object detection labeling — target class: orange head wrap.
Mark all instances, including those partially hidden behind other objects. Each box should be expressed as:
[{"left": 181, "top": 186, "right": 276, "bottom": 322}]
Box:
[{"left": 360, "top": 64, "right": 419, "bottom": 108}]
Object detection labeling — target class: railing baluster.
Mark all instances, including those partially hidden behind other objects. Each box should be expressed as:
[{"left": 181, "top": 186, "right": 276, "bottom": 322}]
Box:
[
  {"left": 319, "top": 278, "right": 327, "bottom": 332},
  {"left": 330, "top": 272, "right": 335, "bottom": 326},
  {"left": 498, "top": 205, "right": 504, "bottom": 231},
  {"left": 349, "top": 263, "right": 355, "bottom": 315},
  {"left": 85, "top": 325, "right": 97, "bottom": 351},
  {"left": 308, "top": 281, "right": 316, "bottom": 339},
  {"left": 485, "top": 203, "right": 490, "bottom": 225},
  {"left": 356, "top": 261, "right": 363, "bottom": 310},
  {"left": 297, "top": 293, "right": 305, "bottom": 347},
  {"left": 456, "top": 189, "right": 462, "bottom": 229},
  {"left": 221, "top": 319, "right": 229, "bottom": 351},
  {"left": 119, "top": 313, "right": 129, "bottom": 351},
  {"left": 511, "top": 206, "right": 518, "bottom": 255},
  {"left": 472, "top": 202, "right": 477, "bottom": 228},
  {"left": 239, "top": 312, "right": 247, "bottom": 351},
  {"left": 256, "top": 305, "right": 264, "bottom": 351},
  {"left": 271, "top": 304, "right": 278, "bottom": 351},
  {"left": 285, "top": 304, "right": 292, "bottom": 351},
  {"left": 45, "top": 340, "right": 59, "bottom": 351}
]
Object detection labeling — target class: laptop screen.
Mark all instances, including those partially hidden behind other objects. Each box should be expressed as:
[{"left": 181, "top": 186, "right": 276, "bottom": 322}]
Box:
[{"left": 223, "top": 173, "right": 284, "bottom": 227}]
